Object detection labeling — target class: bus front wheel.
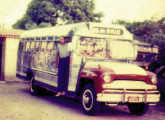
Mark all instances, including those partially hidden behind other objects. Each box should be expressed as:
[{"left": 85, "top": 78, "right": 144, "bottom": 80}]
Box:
[{"left": 81, "top": 84, "right": 100, "bottom": 115}]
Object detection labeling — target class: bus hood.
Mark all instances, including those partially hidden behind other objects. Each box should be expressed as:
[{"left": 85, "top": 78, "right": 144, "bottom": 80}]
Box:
[{"left": 84, "top": 61, "right": 147, "bottom": 76}]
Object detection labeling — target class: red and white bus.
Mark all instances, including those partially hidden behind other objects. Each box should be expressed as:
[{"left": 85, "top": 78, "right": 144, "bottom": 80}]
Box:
[{"left": 16, "top": 22, "right": 160, "bottom": 115}]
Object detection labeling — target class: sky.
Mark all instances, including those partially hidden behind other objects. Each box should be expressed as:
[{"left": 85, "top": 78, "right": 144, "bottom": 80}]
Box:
[
  {"left": 0, "top": 0, "right": 31, "bottom": 28},
  {"left": 95, "top": 0, "right": 165, "bottom": 23},
  {"left": 0, "top": 0, "right": 165, "bottom": 28}
]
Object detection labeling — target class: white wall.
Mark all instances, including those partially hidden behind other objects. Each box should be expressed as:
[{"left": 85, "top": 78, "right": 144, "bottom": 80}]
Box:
[{"left": 4, "top": 38, "right": 19, "bottom": 81}]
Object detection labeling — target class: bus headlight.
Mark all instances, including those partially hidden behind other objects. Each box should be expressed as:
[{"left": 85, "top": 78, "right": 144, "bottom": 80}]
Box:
[
  {"left": 103, "top": 75, "right": 111, "bottom": 83},
  {"left": 151, "top": 75, "right": 157, "bottom": 84}
]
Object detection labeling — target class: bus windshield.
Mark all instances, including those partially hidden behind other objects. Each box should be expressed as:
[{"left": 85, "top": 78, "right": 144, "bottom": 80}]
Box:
[
  {"left": 108, "top": 40, "right": 135, "bottom": 59},
  {"left": 77, "top": 37, "right": 134, "bottom": 59}
]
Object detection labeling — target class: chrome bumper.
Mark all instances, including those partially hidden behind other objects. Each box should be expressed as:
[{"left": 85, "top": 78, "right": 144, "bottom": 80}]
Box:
[{"left": 97, "top": 89, "right": 160, "bottom": 104}]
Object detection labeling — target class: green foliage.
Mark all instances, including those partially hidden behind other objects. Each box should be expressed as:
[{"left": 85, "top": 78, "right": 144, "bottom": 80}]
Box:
[
  {"left": 113, "top": 17, "right": 165, "bottom": 48},
  {"left": 12, "top": 0, "right": 103, "bottom": 30}
]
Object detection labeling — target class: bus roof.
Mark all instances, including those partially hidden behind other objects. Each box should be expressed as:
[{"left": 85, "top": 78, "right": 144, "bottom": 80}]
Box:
[{"left": 20, "top": 22, "right": 133, "bottom": 40}]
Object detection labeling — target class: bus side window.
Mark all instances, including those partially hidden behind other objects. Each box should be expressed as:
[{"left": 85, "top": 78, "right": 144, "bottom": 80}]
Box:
[
  {"left": 39, "top": 41, "right": 47, "bottom": 69},
  {"left": 35, "top": 41, "right": 40, "bottom": 52},
  {"left": 18, "top": 42, "right": 26, "bottom": 52},
  {"left": 22, "top": 42, "right": 26, "bottom": 52},
  {"left": 26, "top": 42, "right": 30, "bottom": 52},
  {"left": 33, "top": 41, "right": 40, "bottom": 68},
  {"left": 53, "top": 41, "right": 57, "bottom": 51},
  {"left": 47, "top": 41, "right": 55, "bottom": 71},
  {"left": 17, "top": 42, "right": 25, "bottom": 71},
  {"left": 41, "top": 41, "right": 47, "bottom": 52},
  {"left": 54, "top": 41, "right": 59, "bottom": 70},
  {"left": 47, "top": 41, "right": 53, "bottom": 52},
  {"left": 30, "top": 41, "right": 35, "bottom": 52},
  {"left": 18, "top": 42, "right": 23, "bottom": 52}
]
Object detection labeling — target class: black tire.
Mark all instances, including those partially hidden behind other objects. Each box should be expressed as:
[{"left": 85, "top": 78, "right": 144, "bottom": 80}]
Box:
[
  {"left": 30, "top": 78, "right": 46, "bottom": 95},
  {"left": 30, "top": 77, "right": 38, "bottom": 95},
  {"left": 81, "top": 84, "right": 100, "bottom": 115},
  {"left": 127, "top": 103, "right": 149, "bottom": 115}
]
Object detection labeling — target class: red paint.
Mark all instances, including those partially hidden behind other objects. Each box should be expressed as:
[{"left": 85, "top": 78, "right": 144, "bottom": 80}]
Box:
[{"left": 78, "top": 67, "right": 157, "bottom": 94}]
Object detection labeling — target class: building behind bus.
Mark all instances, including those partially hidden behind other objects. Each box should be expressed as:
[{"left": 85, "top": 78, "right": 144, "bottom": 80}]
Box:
[{"left": 0, "top": 28, "right": 24, "bottom": 81}]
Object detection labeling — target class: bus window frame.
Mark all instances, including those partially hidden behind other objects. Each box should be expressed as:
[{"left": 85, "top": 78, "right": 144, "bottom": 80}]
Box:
[
  {"left": 30, "top": 41, "right": 35, "bottom": 52},
  {"left": 35, "top": 41, "right": 40, "bottom": 52},
  {"left": 77, "top": 37, "right": 107, "bottom": 58},
  {"left": 40, "top": 41, "right": 47, "bottom": 52},
  {"left": 47, "top": 41, "right": 54, "bottom": 52},
  {"left": 20, "top": 41, "right": 27, "bottom": 52},
  {"left": 26, "top": 41, "right": 31, "bottom": 52}
]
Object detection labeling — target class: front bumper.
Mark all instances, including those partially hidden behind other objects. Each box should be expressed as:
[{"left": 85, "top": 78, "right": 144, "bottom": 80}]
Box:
[{"left": 97, "top": 89, "right": 160, "bottom": 104}]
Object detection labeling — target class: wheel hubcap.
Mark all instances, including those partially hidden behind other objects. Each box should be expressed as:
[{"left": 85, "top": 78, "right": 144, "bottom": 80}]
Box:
[
  {"left": 84, "top": 94, "right": 90, "bottom": 104},
  {"left": 83, "top": 89, "right": 93, "bottom": 110}
]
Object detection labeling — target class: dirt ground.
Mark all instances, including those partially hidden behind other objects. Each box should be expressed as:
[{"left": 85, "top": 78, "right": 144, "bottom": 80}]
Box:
[{"left": 0, "top": 81, "right": 164, "bottom": 120}]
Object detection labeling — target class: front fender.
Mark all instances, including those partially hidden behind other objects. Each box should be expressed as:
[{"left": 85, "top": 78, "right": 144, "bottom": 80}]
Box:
[{"left": 78, "top": 68, "right": 103, "bottom": 94}]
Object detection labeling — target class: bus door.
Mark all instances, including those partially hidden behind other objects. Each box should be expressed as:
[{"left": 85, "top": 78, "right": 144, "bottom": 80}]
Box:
[{"left": 67, "top": 36, "right": 83, "bottom": 92}]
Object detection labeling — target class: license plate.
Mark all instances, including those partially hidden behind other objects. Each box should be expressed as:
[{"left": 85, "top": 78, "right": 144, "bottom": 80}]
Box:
[{"left": 128, "top": 96, "right": 139, "bottom": 102}]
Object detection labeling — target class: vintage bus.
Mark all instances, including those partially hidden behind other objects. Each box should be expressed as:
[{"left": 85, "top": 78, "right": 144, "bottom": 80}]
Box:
[{"left": 16, "top": 22, "right": 160, "bottom": 115}]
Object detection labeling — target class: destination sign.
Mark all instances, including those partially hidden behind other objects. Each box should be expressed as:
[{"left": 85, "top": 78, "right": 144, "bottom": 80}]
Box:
[{"left": 91, "top": 27, "right": 123, "bottom": 36}]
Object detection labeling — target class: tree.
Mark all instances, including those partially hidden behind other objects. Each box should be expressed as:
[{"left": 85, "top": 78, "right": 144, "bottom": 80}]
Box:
[
  {"left": 12, "top": 0, "right": 103, "bottom": 30},
  {"left": 113, "top": 18, "right": 165, "bottom": 50}
]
